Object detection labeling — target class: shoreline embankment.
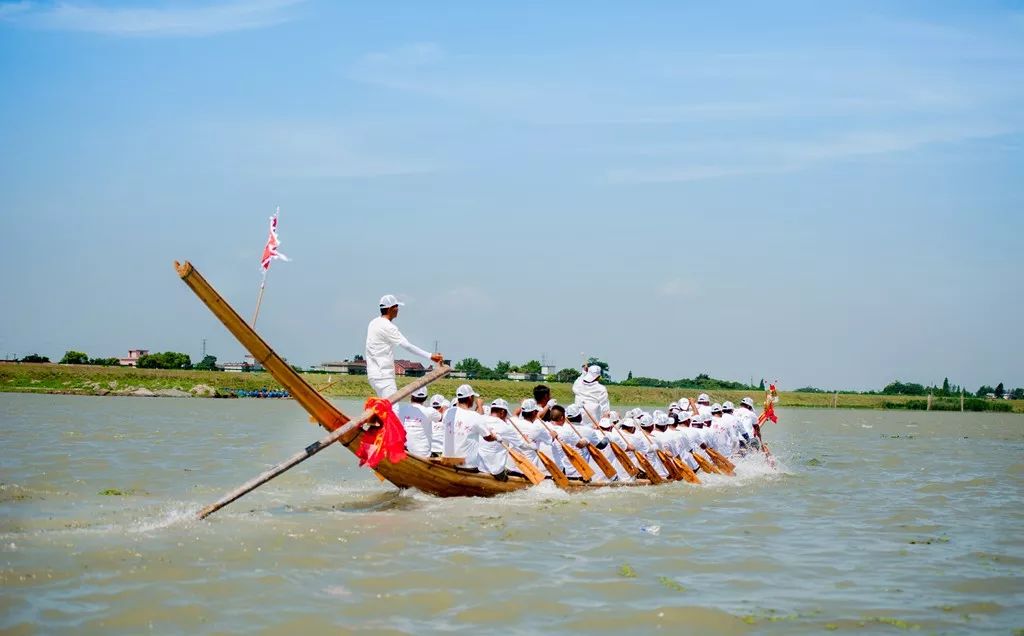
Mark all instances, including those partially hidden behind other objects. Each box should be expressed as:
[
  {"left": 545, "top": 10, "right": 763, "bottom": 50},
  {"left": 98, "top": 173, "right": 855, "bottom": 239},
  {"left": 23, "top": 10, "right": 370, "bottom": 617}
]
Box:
[{"left": 1, "top": 363, "right": 1020, "bottom": 413}]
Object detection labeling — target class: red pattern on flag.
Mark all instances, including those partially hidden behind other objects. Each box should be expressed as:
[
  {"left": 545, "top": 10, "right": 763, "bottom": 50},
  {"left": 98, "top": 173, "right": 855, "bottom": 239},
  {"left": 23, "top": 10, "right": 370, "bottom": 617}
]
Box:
[
  {"left": 758, "top": 383, "right": 779, "bottom": 425},
  {"left": 260, "top": 208, "right": 289, "bottom": 273},
  {"left": 355, "top": 398, "right": 408, "bottom": 468}
]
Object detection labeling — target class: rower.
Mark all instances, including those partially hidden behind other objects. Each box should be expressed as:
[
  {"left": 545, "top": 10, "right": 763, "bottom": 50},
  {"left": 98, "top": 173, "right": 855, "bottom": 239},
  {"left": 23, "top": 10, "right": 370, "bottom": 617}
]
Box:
[
  {"left": 708, "top": 403, "right": 733, "bottom": 456},
  {"left": 671, "top": 412, "right": 701, "bottom": 471},
  {"left": 736, "top": 397, "right": 761, "bottom": 449},
  {"left": 696, "top": 393, "right": 712, "bottom": 416},
  {"left": 512, "top": 399, "right": 553, "bottom": 472},
  {"left": 720, "top": 401, "right": 744, "bottom": 452},
  {"left": 638, "top": 414, "right": 669, "bottom": 478},
  {"left": 547, "top": 405, "right": 585, "bottom": 479},
  {"left": 618, "top": 417, "right": 652, "bottom": 478},
  {"left": 532, "top": 384, "right": 558, "bottom": 421},
  {"left": 442, "top": 384, "right": 488, "bottom": 469},
  {"left": 365, "top": 294, "right": 443, "bottom": 397},
  {"left": 395, "top": 387, "right": 438, "bottom": 457},
  {"left": 477, "top": 399, "right": 516, "bottom": 478},
  {"left": 596, "top": 412, "right": 631, "bottom": 481},
  {"left": 428, "top": 394, "right": 448, "bottom": 457},
  {"left": 572, "top": 365, "right": 610, "bottom": 421},
  {"left": 566, "top": 403, "right": 610, "bottom": 479}
]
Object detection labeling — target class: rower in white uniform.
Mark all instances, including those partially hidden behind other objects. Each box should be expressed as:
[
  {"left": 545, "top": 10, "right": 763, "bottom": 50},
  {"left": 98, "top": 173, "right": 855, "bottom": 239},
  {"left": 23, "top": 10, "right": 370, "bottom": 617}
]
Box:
[
  {"left": 572, "top": 365, "right": 610, "bottom": 422},
  {"left": 395, "top": 387, "right": 439, "bottom": 457}
]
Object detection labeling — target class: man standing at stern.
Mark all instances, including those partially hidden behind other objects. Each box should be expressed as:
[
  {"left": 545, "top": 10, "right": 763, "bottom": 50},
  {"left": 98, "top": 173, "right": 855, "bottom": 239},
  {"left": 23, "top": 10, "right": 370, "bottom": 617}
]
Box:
[
  {"left": 572, "top": 365, "right": 610, "bottom": 422},
  {"left": 365, "top": 294, "right": 443, "bottom": 397}
]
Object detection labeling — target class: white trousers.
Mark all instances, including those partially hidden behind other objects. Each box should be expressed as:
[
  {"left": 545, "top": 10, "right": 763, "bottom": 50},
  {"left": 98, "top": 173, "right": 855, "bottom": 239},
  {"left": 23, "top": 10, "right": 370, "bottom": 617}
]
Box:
[{"left": 369, "top": 377, "right": 397, "bottom": 398}]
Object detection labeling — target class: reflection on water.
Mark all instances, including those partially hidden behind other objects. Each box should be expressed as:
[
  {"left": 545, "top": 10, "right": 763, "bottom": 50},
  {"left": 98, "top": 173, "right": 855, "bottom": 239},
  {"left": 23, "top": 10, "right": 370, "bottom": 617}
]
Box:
[{"left": 1, "top": 393, "right": 1022, "bottom": 634}]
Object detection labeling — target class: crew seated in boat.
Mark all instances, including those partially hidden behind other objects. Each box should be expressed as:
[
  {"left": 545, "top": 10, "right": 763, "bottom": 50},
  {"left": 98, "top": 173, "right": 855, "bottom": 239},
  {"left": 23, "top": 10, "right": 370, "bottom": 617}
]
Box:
[
  {"left": 735, "top": 397, "right": 761, "bottom": 450},
  {"left": 442, "top": 384, "right": 488, "bottom": 470},
  {"left": 477, "top": 398, "right": 520, "bottom": 479},
  {"left": 565, "top": 403, "right": 610, "bottom": 479}
]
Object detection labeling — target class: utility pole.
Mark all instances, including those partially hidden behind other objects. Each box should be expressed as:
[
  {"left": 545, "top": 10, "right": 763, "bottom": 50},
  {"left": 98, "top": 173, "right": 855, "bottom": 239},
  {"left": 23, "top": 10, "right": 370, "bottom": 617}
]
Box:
[{"left": 202, "top": 338, "right": 207, "bottom": 358}]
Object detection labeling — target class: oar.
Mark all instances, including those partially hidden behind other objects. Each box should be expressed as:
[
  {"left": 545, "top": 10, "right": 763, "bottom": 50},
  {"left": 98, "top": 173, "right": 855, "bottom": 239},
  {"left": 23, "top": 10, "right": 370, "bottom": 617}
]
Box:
[
  {"left": 704, "top": 446, "right": 736, "bottom": 476},
  {"left": 671, "top": 456, "right": 701, "bottom": 484},
  {"left": 615, "top": 426, "right": 665, "bottom": 485},
  {"left": 538, "top": 420, "right": 596, "bottom": 482},
  {"left": 501, "top": 441, "right": 546, "bottom": 485},
  {"left": 580, "top": 406, "right": 639, "bottom": 477},
  {"left": 691, "top": 448, "right": 720, "bottom": 474},
  {"left": 563, "top": 417, "right": 618, "bottom": 479},
  {"left": 507, "top": 417, "right": 570, "bottom": 489},
  {"left": 196, "top": 366, "right": 450, "bottom": 519}
]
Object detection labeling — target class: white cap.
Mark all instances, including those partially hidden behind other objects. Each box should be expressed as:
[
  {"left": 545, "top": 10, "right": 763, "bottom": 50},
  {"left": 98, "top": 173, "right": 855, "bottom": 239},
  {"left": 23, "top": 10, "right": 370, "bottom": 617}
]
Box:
[
  {"left": 598, "top": 417, "right": 613, "bottom": 429},
  {"left": 698, "top": 393, "right": 710, "bottom": 404},
  {"left": 678, "top": 398, "right": 691, "bottom": 410},
  {"left": 584, "top": 365, "right": 602, "bottom": 381},
  {"left": 653, "top": 409, "right": 666, "bottom": 419},
  {"left": 489, "top": 398, "right": 510, "bottom": 412},
  {"left": 620, "top": 417, "right": 637, "bottom": 429},
  {"left": 411, "top": 387, "right": 428, "bottom": 399},
  {"left": 677, "top": 411, "right": 692, "bottom": 422},
  {"left": 722, "top": 401, "right": 735, "bottom": 411},
  {"left": 441, "top": 398, "right": 451, "bottom": 408},
  {"left": 378, "top": 294, "right": 404, "bottom": 309},
  {"left": 655, "top": 414, "right": 671, "bottom": 426},
  {"left": 520, "top": 398, "right": 539, "bottom": 413},
  {"left": 639, "top": 413, "right": 653, "bottom": 428},
  {"left": 566, "top": 404, "right": 582, "bottom": 419},
  {"left": 608, "top": 410, "right": 620, "bottom": 423},
  {"left": 455, "top": 384, "right": 479, "bottom": 399},
  {"left": 711, "top": 403, "right": 722, "bottom": 414},
  {"left": 741, "top": 397, "right": 755, "bottom": 408},
  {"left": 429, "top": 393, "right": 445, "bottom": 407},
  {"left": 668, "top": 401, "right": 679, "bottom": 411}
]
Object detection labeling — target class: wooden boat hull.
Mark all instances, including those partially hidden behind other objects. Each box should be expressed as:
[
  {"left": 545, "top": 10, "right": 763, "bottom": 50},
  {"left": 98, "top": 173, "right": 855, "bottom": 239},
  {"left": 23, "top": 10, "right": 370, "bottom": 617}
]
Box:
[{"left": 175, "top": 260, "right": 658, "bottom": 498}]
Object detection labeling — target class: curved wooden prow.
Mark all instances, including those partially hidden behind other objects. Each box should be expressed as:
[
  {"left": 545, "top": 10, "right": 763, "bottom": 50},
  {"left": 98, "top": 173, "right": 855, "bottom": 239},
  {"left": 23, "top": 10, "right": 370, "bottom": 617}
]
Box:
[{"left": 175, "top": 260, "right": 350, "bottom": 434}]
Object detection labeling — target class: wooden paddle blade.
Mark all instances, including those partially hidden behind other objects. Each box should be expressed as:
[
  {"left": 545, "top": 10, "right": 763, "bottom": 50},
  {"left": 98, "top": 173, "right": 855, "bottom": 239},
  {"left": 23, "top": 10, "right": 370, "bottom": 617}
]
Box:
[
  {"left": 692, "top": 450, "right": 720, "bottom": 474},
  {"left": 705, "top": 449, "right": 736, "bottom": 476},
  {"left": 537, "top": 451, "right": 570, "bottom": 489},
  {"left": 633, "top": 451, "right": 665, "bottom": 485},
  {"left": 588, "top": 443, "right": 618, "bottom": 479},
  {"left": 609, "top": 442, "right": 640, "bottom": 477},
  {"left": 673, "top": 457, "right": 701, "bottom": 484},
  {"left": 508, "top": 448, "right": 545, "bottom": 485},
  {"left": 561, "top": 442, "right": 596, "bottom": 481},
  {"left": 657, "top": 450, "right": 683, "bottom": 481}
]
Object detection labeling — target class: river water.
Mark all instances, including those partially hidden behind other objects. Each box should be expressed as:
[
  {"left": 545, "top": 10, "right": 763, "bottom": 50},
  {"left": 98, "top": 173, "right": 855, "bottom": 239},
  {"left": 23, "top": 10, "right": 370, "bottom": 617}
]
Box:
[{"left": 1, "top": 393, "right": 1021, "bottom": 634}]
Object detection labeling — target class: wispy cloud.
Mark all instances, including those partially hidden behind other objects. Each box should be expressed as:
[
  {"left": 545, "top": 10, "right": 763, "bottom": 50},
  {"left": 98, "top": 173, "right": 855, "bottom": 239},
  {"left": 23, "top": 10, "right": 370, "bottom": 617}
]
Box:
[
  {"left": 607, "top": 124, "right": 1020, "bottom": 184},
  {"left": 0, "top": 0, "right": 305, "bottom": 37}
]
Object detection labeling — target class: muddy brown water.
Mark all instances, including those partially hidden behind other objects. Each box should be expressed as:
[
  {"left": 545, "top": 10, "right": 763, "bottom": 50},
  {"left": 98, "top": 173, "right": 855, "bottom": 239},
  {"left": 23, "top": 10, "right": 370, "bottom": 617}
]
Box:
[{"left": 1, "top": 393, "right": 1022, "bottom": 634}]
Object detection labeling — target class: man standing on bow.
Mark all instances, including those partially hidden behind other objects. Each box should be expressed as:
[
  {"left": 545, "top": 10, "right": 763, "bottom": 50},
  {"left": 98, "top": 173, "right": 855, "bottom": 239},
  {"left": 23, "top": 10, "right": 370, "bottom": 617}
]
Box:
[
  {"left": 365, "top": 294, "right": 443, "bottom": 397},
  {"left": 573, "top": 364, "right": 610, "bottom": 422}
]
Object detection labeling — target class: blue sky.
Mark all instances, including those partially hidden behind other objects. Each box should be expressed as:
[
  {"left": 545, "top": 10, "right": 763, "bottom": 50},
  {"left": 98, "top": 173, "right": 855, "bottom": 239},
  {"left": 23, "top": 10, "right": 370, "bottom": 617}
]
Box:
[{"left": 2, "top": 0, "right": 1022, "bottom": 391}]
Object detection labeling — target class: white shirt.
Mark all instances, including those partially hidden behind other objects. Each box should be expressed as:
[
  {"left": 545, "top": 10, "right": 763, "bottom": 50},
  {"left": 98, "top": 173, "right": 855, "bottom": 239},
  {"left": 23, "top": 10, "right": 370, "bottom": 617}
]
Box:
[
  {"left": 572, "top": 375, "right": 611, "bottom": 422},
  {"left": 735, "top": 408, "right": 757, "bottom": 439},
  {"left": 476, "top": 416, "right": 511, "bottom": 475},
  {"left": 445, "top": 406, "right": 488, "bottom": 468},
  {"left": 430, "top": 408, "right": 447, "bottom": 455},
  {"left": 396, "top": 402, "right": 438, "bottom": 457},
  {"left": 364, "top": 316, "right": 432, "bottom": 380},
  {"left": 549, "top": 423, "right": 583, "bottom": 477},
  {"left": 510, "top": 417, "right": 552, "bottom": 472}
]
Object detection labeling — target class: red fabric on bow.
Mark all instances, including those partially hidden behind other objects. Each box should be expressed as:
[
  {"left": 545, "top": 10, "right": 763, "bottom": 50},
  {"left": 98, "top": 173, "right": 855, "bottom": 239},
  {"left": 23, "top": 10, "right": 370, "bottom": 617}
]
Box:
[
  {"left": 758, "top": 383, "right": 779, "bottom": 425},
  {"left": 355, "top": 398, "right": 408, "bottom": 468}
]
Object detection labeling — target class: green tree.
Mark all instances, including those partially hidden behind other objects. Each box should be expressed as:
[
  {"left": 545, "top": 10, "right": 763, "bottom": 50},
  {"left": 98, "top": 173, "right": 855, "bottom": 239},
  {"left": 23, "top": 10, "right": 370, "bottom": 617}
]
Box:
[
  {"left": 941, "top": 377, "right": 950, "bottom": 395},
  {"left": 195, "top": 355, "right": 218, "bottom": 371},
  {"left": 975, "top": 385, "right": 995, "bottom": 397},
  {"left": 494, "top": 360, "right": 512, "bottom": 376},
  {"left": 520, "top": 360, "right": 542, "bottom": 374},
  {"left": 758, "top": 378, "right": 766, "bottom": 390},
  {"left": 995, "top": 382, "right": 1005, "bottom": 398},
  {"left": 627, "top": 370, "right": 633, "bottom": 381},
  {"left": 1011, "top": 388, "right": 1024, "bottom": 400},
  {"left": 88, "top": 357, "right": 121, "bottom": 366},
  {"left": 137, "top": 351, "right": 192, "bottom": 369},
  {"left": 882, "top": 380, "right": 926, "bottom": 396},
  {"left": 19, "top": 353, "right": 50, "bottom": 363},
  {"left": 59, "top": 350, "right": 89, "bottom": 365},
  {"left": 455, "top": 358, "right": 492, "bottom": 378},
  {"left": 548, "top": 368, "right": 580, "bottom": 383}
]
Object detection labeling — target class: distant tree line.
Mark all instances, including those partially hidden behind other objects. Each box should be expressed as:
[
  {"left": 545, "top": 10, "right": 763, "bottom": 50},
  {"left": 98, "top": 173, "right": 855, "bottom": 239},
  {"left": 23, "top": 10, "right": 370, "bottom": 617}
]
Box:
[{"left": 59, "top": 350, "right": 120, "bottom": 366}]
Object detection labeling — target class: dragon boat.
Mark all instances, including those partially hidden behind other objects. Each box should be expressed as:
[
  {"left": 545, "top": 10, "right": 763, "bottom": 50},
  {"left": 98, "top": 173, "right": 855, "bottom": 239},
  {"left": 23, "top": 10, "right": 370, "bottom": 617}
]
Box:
[{"left": 176, "top": 261, "right": 659, "bottom": 498}]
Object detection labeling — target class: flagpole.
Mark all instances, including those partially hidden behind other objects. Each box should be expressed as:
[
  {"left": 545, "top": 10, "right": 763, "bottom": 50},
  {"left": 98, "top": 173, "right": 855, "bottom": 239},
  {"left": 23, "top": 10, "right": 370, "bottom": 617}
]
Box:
[{"left": 252, "top": 269, "right": 268, "bottom": 328}]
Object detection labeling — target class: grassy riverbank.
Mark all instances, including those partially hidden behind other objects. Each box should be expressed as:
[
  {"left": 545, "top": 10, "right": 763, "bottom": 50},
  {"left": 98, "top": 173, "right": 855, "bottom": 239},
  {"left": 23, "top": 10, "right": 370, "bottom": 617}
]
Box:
[{"left": 2, "top": 362, "right": 1021, "bottom": 413}]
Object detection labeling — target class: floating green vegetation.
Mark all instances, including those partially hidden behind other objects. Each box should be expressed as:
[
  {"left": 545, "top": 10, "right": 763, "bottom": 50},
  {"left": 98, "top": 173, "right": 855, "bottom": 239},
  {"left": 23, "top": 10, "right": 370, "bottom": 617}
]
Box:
[
  {"left": 657, "top": 576, "right": 685, "bottom": 592},
  {"left": 865, "top": 616, "right": 919, "bottom": 629},
  {"left": 806, "top": 458, "right": 822, "bottom": 466},
  {"left": 909, "top": 537, "right": 950, "bottom": 545},
  {"left": 98, "top": 488, "right": 145, "bottom": 496},
  {"left": 825, "top": 624, "right": 838, "bottom": 631},
  {"left": 618, "top": 564, "right": 637, "bottom": 578}
]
